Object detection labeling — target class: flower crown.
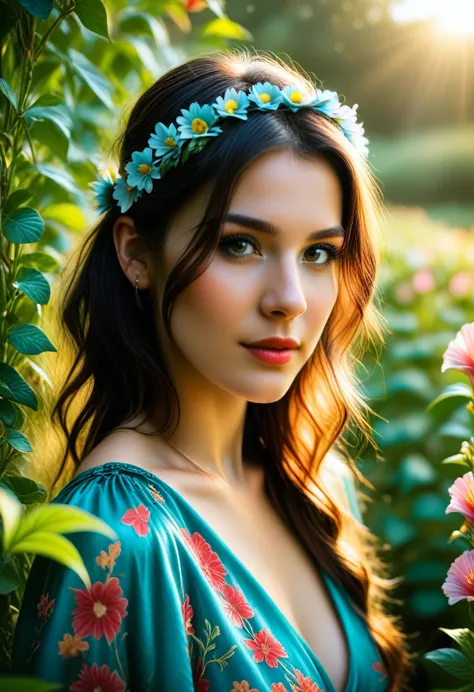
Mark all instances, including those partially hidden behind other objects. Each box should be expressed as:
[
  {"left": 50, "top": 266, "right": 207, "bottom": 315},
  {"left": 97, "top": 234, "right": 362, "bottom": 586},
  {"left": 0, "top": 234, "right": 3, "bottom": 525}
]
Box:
[{"left": 90, "top": 81, "right": 369, "bottom": 215}]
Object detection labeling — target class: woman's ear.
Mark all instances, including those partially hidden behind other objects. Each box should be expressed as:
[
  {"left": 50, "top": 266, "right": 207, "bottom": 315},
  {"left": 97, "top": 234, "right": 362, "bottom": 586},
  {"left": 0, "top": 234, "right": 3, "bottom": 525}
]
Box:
[{"left": 112, "top": 215, "right": 152, "bottom": 289}]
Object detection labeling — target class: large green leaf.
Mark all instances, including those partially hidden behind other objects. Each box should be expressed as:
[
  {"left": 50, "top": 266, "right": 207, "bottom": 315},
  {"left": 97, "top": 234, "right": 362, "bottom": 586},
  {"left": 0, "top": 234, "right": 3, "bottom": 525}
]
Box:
[
  {"left": 24, "top": 104, "right": 72, "bottom": 139},
  {"left": 0, "top": 363, "right": 38, "bottom": 410},
  {"left": 15, "top": 267, "right": 51, "bottom": 305},
  {"left": 27, "top": 93, "right": 63, "bottom": 109},
  {"left": 68, "top": 48, "right": 114, "bottom": 109},
  {"left": 0, "top": 399, "right": 17, "bottom": 427},
  {"left": 74, "top": 0, "right": 109, "bottom": 39},
  {"left": 201, "top": 17, "right": 252, "bottom": 41},
  {"left": 439, "top": 629, "right": 474, "bottom": 662},
  {"left": 428, "top": 383, "right": 473, "bottom": 412},
  {"left": 0, "top": 561, "right": 20, "bottom": 595},
  {"left": 0, "top": 475, "right": 47, "bottom": 504},
  {"left": 20, "top": 252, "right": 60, "bottom": 273},
  {"left": 10, "top": 531, "right": 93, "bottom": 587},
  {"left": 3, "top": 208, "right": 44, "bottom": 244},
  {"left": 11, "top": 503, "right": 118, "bottom": 546},
  {"left": 3, "top": 189, "right": 34, "bottom": 215},
  {"left": 4, "top": 429, "right": 33, "bottom": 453},
  {"left": 43, "top": 203, "right": 86, "bottom": 233},
  {"left": 16, "top": 0, "right": 53, "bottom": 20},
  {"left": 424, "top": 648, "right": 474, "bottom": 680},
  {"left": 36, "top": 163, "right": 80, "bottom": 195},
  {"left": 6, "top": 323, "right": 56, "bottom": 356},
  {"left": 0, "top": 487, "right": 22, "bottom": 551},
  {"left": 0, "top": 78, "right": 18, "bottom": 111}
]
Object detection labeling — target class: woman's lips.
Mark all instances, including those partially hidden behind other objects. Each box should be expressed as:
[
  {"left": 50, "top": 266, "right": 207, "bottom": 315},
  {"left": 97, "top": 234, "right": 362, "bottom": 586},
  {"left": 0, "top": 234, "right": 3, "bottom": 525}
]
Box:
[{"left": 242, "top": 346, "right": 295, "bottom": 365}]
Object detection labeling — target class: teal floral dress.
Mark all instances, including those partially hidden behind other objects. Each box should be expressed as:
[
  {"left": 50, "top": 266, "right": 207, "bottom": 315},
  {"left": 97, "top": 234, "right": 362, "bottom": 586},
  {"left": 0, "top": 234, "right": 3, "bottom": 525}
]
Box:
[{"left": 11, "top": 462, "right": 389, "bottom": 691}]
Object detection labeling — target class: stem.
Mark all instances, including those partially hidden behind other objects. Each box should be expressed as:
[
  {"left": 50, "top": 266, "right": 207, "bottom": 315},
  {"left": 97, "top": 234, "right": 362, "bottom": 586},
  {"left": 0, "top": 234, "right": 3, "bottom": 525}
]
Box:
[{"left": 33, "top": 1, "right": 77, "bottom": 63}]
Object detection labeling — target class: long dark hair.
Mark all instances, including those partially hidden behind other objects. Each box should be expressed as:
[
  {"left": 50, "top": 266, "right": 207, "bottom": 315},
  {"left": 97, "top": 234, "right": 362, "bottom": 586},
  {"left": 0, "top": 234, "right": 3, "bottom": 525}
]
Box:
[{"left": 40, "top": 47, "right": 414, "bottom": 689}]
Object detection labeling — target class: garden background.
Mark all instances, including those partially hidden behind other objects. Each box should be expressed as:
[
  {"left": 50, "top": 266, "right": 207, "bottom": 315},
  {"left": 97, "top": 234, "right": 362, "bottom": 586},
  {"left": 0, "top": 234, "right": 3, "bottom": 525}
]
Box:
[{"left": 0, "top": 0, "right": 473, "bottom": 689}]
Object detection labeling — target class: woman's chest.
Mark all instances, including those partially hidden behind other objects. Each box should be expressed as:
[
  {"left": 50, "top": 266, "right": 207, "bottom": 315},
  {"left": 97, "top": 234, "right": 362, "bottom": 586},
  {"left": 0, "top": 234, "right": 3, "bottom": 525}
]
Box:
[{"left": 169, "top": 480, "right": 350, "bottom": 692}]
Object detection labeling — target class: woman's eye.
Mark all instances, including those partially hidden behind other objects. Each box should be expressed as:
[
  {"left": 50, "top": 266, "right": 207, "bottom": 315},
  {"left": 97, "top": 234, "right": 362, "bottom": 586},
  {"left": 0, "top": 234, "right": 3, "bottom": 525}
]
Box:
[{"left": 218, "top": 233, "right": 343, "bottom": 268}]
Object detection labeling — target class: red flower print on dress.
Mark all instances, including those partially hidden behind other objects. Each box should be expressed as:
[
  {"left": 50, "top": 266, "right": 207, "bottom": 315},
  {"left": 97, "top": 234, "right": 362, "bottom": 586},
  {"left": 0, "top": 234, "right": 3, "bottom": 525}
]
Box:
[
  {"left": 220, "top": 584, "right": 255, "bottom": 627},
  {"left": 272, "top": 684, "right": 289, "bottom": 691},
  {"left": 182, "top": 594, "right": 195, "bottom": 636},
  {"left": 37, "top": 592, "right": 55, "bottom": 619},
  {"left": 231, "top": 682, "right": 260, "bottom": 691},
  {"left": 71, "top": 577, "right": 128, "bottom": 643},
  {"left": 290, "top": 669, "right": 325, "bottom": 691},
  {"left": 70, "top": 662, "right": 125, "bottom": 692},
  {"left": 121, "top": 504, "right": 150, "bottom": 536},
  {"left": 58, "top": 632, "right": 89, "bottom": 658},
  {"left": 180, "top": 529, "right": 228, "bottom": 592},
  {"left": 243, "top": 628, "right": 289, "bottom": 668}
]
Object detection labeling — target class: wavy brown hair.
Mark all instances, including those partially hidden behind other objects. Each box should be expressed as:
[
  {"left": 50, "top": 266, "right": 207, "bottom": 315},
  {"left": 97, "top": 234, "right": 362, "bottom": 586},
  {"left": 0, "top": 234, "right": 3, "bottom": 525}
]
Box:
[{"left": 36, "top": 47, "right": 415, "bottom": 689}]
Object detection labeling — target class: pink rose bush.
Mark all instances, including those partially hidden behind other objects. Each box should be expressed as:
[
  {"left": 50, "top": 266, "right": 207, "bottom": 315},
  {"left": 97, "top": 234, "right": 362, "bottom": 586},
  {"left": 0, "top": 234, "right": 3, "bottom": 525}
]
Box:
[{"left": 424, "top": 322, "right": 474, "bottom": 680}]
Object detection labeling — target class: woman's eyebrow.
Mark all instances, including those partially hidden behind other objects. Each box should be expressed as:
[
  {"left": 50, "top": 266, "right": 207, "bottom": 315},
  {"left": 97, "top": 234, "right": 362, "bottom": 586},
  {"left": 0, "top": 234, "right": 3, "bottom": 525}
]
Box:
[{"left": 223, "top": 213, "right": 345, "bottom": 241}]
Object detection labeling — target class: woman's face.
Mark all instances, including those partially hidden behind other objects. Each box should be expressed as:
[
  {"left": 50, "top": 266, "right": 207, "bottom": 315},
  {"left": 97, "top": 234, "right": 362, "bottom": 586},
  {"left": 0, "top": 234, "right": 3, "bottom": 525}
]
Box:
[{"left": 154, "top": 148, "right": 344, "bottom": 404}]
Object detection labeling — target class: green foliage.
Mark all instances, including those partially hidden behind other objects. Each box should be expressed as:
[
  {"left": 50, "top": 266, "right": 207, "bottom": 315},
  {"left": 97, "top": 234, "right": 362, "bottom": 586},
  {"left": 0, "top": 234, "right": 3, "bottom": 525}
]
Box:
[
  {"left": 0, "top": 0, "right": 246, "bottom": 676},
  {"left": 356, "top": 206, "right": 474, "bottom": 687}
]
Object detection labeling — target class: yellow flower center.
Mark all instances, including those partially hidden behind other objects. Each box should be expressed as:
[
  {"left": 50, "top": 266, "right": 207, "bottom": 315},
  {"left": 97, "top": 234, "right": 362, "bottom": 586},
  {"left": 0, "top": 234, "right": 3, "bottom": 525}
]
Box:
[
  {"left": 137, "top": 163, "right": 151, "bottom": 175},
  {"left": 224, "top": 99, "right": 238, "bottom": 113},
  {"left": 164, "top": 136, "right": 176, "bottom": 148},
  {"left": 259, "top": 93, "right": 271, "bottom": 103},
  {"left": 467, "top": 489, "right": 474, "bottom": 508},
  {"left": 92, "top": 601, "right": 107, "bottom": 618},
  {"left": 192, "top": 118, "right": 208, "bottom": 134},
  {"left": 290, "top": 90, "right": 303, "bottom": 103}
]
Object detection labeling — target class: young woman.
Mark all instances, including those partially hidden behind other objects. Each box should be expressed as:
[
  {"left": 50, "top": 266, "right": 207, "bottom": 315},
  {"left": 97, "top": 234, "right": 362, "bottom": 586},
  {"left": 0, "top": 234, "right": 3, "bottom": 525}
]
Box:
[{"left": 11, "top": 48, "right": 414, "bottom": 691}]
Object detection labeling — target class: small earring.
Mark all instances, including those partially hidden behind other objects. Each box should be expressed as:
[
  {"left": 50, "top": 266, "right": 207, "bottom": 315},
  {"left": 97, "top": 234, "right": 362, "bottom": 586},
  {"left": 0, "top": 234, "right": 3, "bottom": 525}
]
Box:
[{"left": 135, "top": 275, "right": 145, "bottom": 311}]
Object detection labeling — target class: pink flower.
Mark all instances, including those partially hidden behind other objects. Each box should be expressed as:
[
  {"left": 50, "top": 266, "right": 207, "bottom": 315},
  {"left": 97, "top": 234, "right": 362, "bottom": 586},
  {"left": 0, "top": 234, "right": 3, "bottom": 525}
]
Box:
[
  {"left": 242, "top": 628, "right": 288, "bottom": 667},
  {"left": 220, "top": 584, "right": 255, "bottom": 628},
  {"left": 412, "top": 268, "right": 435, "bottom": 294},
  {"left": 121, "top": 504, "right": 150, "bottom": 536},
  {"left": 442, "top": 550, "right": 474, "bottom": 605},
  {"left": 441, "top": 322, "right": 474, "bottom": 389},
  {"left": 446, "top": 472, "right": 474, "bottom": 525}
]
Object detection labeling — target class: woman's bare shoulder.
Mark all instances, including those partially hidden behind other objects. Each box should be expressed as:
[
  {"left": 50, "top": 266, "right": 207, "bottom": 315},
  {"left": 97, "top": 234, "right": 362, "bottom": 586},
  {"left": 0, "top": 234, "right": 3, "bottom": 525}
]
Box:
[{"left": 73, "top": 424, "right": 174, "bottom": 480}]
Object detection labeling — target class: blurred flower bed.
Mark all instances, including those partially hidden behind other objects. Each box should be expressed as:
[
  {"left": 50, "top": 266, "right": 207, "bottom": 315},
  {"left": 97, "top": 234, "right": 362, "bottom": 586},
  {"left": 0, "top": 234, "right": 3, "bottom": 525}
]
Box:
[{"left": 357, "top": 203, "right": 474, "bottom": 678}]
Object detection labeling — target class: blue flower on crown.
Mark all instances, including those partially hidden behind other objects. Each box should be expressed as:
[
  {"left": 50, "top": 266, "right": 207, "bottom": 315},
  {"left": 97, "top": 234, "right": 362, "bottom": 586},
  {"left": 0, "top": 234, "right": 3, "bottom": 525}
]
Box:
[
  {"left": 280, "top": 85, "right": 319, "bottom": 112},
  {"left": 148, "top": 123, "right": 182, "bottom": 161},
  {"left": 312, "top": 89, "right": 341, "bottom": 118},
  {"left": 112, "top": 176, "right": 143, "bottom": 213},
  {"left": 213, "top": 88, "right": 250, "bottom": 121},
  {"left": 124, "top": 147, "right": 161, "bottom": 193},
  {"left": 89, "top": 171, "right": 115, "bottom": 214},
  {"left": 176, "top": 102, "right": 222, "bottom": 139},
  {"left": 247, "top": 82, "right": 283, "bottom": 110}
]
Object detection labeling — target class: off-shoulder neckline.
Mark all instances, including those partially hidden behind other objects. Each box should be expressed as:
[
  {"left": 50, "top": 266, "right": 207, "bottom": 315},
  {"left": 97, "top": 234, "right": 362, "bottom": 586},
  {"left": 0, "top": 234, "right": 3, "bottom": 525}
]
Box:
[{"left": 63, "top": 460, "right": 356, "bottom": 692}]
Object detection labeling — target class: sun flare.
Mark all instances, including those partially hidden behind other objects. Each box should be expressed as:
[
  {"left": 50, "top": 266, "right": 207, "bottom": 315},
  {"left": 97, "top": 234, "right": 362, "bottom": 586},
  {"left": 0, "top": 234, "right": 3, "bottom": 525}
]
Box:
[{"left": 392, "top": 0, "right": 474, "bottom": 37}]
